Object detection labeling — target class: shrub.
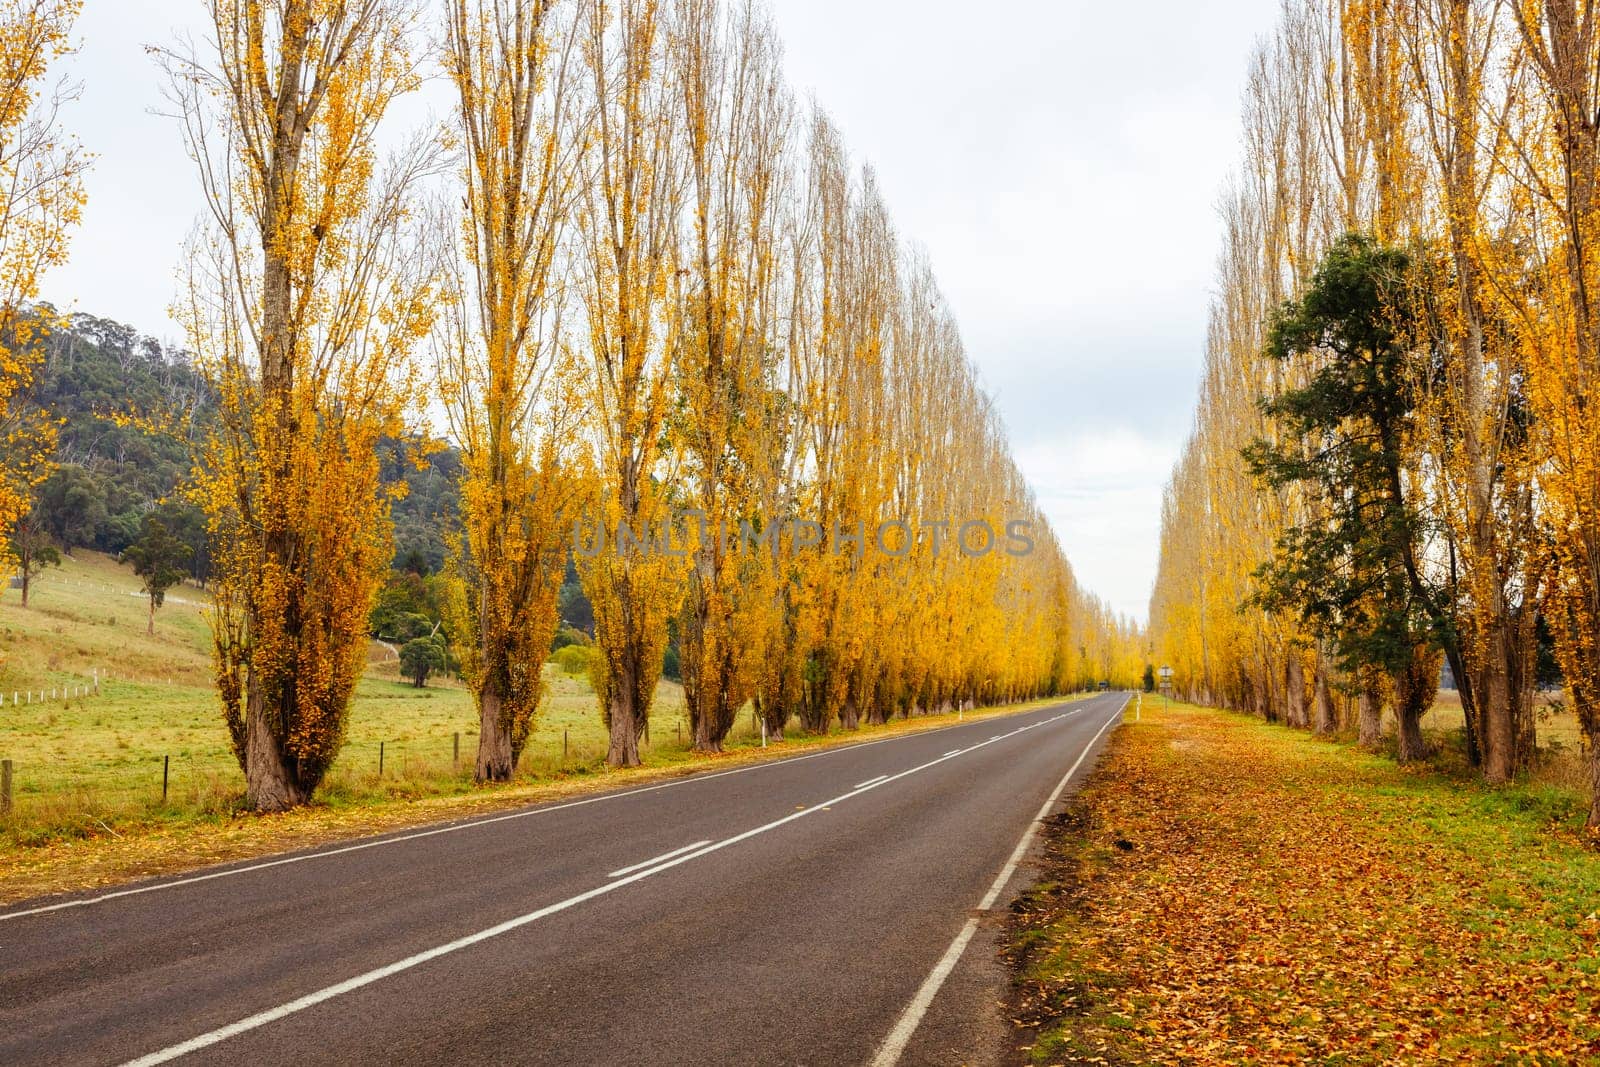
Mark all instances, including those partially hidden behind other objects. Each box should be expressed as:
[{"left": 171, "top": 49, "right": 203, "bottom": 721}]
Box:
[
  {"left": 400, "top": 635, "right": 447, "bottom": 688},
  {"left": 551, "top": 625, "right": 592, "bottom": 653},
  {"left": 551, "top": 643, "right": 593, "bottom": 677}
]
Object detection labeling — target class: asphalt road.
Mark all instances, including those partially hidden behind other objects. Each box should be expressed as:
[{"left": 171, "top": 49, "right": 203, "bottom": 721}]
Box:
[{"left": 0, "top": 692, "right": 1127, "bottom": 1067}]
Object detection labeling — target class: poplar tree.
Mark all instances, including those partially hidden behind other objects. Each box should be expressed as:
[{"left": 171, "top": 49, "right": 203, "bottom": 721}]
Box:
[
  {"left": 439, "top": 0, "right": 585, "bottom": 781},
  {"left": 163, "top": 0, "right": 437, "bottom": 810}
]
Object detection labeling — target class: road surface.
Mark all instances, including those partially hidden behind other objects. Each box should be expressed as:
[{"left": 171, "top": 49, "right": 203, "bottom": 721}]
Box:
[{"left": 0, "top": 692, "right": 1127, "bottom": 1066}]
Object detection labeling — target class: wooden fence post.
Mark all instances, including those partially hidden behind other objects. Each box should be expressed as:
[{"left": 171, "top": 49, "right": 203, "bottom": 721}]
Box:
[{"left": 1, "top": 759, "right": 12, "bottom": 815}]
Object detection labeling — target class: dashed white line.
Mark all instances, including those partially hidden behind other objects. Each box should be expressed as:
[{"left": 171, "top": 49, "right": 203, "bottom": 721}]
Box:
[{"left": 607, "top": 840, "right": 712, "bottom": 879}]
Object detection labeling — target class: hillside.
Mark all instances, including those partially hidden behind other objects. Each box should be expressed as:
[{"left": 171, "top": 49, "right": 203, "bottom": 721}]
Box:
[{"left": 11, "top": 310, "right": 600, "bottom": 637}]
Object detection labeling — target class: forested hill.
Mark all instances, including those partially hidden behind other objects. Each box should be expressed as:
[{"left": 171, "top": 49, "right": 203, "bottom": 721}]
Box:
[
  {"left": 21, "top": 311, "right": 211, "bottom": 575},
  {"left": 18, "top": 309, "right": 460, "bottom": 579}
]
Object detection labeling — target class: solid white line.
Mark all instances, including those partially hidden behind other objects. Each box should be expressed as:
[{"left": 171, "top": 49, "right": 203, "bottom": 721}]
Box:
[
  {"left": 606, "top": 840, "right": 711, "bottom": 879},
  {"left": 854, "top": 774, "right": 890, "bottom": 789},
  {"left": 117, "top": 707, "right": 1090, "bottom": 1066},
  {"left": 1, "top": 697, "right": 1089, "bottom": 923},
  {"left": 942, "top": 749, "right": 960, "bottom": 757},
  {"left": 868, "top": 698, "right": 1127, "bottom": 1067}
]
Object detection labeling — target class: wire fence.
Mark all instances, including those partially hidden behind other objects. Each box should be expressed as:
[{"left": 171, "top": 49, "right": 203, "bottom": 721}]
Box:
[
  {"left": 0, "top": 687, "right": 1004, "bottom": 836},
  {"left": 0, "top": 713, "right": 716, "bottom": 833}
]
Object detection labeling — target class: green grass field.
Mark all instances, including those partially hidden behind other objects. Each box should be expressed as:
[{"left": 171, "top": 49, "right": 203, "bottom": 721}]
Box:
[{"left": 0, "top": 550, "right": 766, "bottom": 845}]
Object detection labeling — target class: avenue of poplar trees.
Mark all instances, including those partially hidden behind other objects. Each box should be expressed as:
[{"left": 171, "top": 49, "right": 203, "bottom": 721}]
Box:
[
  {"left": 1149, "top": 0, "right": 1600, "bottom": 825},
  {"left": 0, "top": 0, "right": 1140, "bottom": 811}
]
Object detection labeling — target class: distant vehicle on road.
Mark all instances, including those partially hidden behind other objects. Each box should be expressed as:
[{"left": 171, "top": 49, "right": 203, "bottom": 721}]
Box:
[{"left": 1098, "top": 680, "right": 1110, "bottom": 691}]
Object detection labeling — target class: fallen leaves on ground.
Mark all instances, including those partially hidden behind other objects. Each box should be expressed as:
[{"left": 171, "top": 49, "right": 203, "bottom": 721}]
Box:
[{"left": 1005, "top": 704, "right": 1600, "bottom": 1066}]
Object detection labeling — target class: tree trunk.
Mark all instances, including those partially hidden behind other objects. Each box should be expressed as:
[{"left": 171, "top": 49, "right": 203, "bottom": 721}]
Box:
[
  {"left": 1445, "top": 642, "right": 1482, "bottom": 767},
  {"left": 1480, "top": 627, "right": 1514, "bottom": 784},
  {"left": 1286, "top": 654, "right": 1307, "bottom": 729},
  {"left": 1312, "top": 664, "right": 1335, "bottom": 736},
  {"left": 1396, "top": 706, "right": 1426, "bottom": 762},
  {"left": 839, "top": 697, "right": 860, "bottom": 731},
  {"left": 477, "top": 680, "right": 515, "bottom": 781},
  {"left": 760, "top": 698, "right": 785, "bottom": 743},
  {"left": 147, "top": 595, "right": 156, "bottom": 636},
  {"left": 1393, "top": 646, "right": 1439, "bottom": 764},
  {"left": 244, "top": 688, "right": 307, "bottom": 812},
  {"left": 1589, "top": 742, "right": 1600, "bottom": 830},
  {"left": 607, "top": 654, "right": 642, "bottom": 767},
  {"left": 1358, "top": 684, "right": 1382, "bottom": 750},
  {"left": 692, "top": 707, "right": 724, "bottom": 753}
]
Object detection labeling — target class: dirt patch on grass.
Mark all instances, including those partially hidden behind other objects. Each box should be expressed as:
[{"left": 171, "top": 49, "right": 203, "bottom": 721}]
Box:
[{"left": 1004, "top": 704, "right": 1600, "bottom": 1065}]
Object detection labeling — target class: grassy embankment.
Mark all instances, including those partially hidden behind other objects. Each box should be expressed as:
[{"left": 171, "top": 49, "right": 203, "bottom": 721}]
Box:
[
  {"left": 1008, "top": 697, "right": 1600, "bottom": 1065},
  {"left": 0, "top": 550, "right": 1074, "bottom": 902}
]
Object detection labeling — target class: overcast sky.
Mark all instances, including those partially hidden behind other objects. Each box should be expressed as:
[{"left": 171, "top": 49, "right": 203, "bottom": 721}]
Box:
[{"left": 48, "top": 0, "right": 1282, "bottom": 624}]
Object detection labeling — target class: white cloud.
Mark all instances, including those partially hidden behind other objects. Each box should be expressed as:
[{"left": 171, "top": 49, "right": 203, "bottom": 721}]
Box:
[{"left": 1015, "top": 429, "right": 1177, "bottom": 625}]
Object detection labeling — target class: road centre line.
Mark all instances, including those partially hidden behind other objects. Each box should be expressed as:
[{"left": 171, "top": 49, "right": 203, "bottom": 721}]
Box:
[
  {"left": 0, "top": 697, "right": 1092, "bottom": 923},
  {"left": 607, "top": 840, "right": 712, "bottom": 879},
  {"left": 118, "top": 706, "right": 1090, "bottom": 1066},
  {"left": 854, "top": 774, "right": 890, "bottom": 789}
]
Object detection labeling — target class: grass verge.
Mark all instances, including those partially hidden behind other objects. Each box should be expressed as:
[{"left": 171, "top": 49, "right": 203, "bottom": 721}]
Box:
[
  {"left": 1005, "top": 700, "right": 1600, "bottom": 1066},
  {"left": 0, "top": 692, "right": 1083, "bottom": 906}
]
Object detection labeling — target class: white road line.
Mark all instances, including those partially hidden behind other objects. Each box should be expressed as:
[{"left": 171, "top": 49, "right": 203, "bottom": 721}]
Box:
[
  {"left": 868, "top": 698, "right": 1127, "bottom": 1067},
  {"left": 116, "top": 707, "right": 1090, "bottom": 1066},
  {"left": 1, "top": 697, "right": 1090, "bottom": 924},
  {"left": 606, "top": 840, "right": 712, "bottom": 879},
  {"left": 942, "top": 749, "right": 960, "bottom": 757},
  {"left": 854, "top": 774, "right": 890, "bottom": 789}
]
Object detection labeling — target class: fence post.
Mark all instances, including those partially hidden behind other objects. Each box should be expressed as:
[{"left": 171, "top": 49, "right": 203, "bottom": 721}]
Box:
[
  {"left": 1, "top": 759, "right": 11, "bottom": 815},
  {"left": 644, "top": 718, "right": 650, "bottom": 746},
  {"left": 378, "top": 741, "right": 385, "bottom": 779},
  {"left": 453, "top": 731, "right": 460, "bottom": 768},
  {"left": 563, "top": 729, "right": 568, "bottom": 761},
  {"left": 162, "top": 755, "right": 170, "bottom": 803}
]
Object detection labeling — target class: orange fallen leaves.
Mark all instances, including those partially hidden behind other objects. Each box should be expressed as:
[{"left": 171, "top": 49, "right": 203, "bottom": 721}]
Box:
[{"left": 1007, "top": 706, "right": 1600, "bottom": 1065}]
